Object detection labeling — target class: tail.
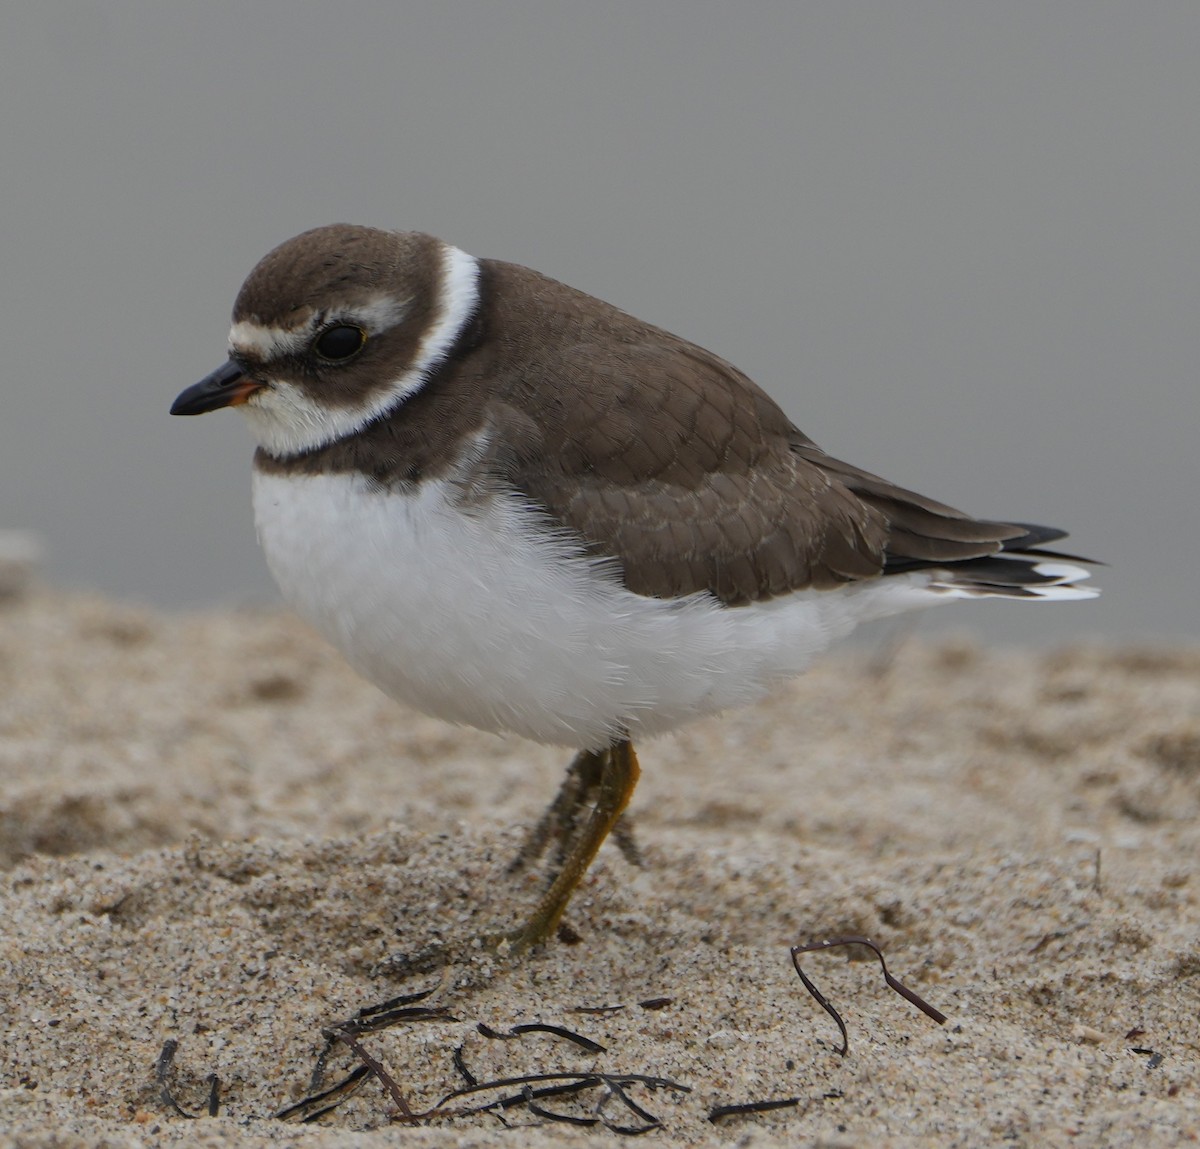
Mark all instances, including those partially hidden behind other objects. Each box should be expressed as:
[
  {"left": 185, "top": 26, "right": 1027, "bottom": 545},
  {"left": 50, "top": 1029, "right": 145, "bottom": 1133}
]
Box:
[
  {"left": 792, "top": 444, "right": 1099, "bottom": 603},
  {"left": 899, "top": 523, "right": 1099, "bottom": 602}
]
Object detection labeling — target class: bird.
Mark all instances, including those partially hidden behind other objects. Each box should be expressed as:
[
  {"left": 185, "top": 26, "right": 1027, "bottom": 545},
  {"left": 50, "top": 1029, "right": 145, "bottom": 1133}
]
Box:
[{"left": 171, "top": 223, "right": 1096, "bottom": 963}]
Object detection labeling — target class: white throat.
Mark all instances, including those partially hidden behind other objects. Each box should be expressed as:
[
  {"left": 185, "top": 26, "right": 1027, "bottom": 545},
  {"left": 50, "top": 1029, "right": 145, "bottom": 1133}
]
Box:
[{"left": 232, "top": 242, "right": 480, "bottom": 458}]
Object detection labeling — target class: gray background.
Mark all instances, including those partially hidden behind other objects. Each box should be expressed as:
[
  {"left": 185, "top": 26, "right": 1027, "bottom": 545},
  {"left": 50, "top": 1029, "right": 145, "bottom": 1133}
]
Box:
[{"left": 1, "top": 3, "right": 1195, "bottom": 644}]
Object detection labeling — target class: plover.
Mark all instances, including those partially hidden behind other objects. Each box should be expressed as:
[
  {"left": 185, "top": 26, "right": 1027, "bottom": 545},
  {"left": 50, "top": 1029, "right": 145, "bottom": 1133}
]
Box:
[{"left": 172, "top": 224, "right": 1095, "bottom": 960}]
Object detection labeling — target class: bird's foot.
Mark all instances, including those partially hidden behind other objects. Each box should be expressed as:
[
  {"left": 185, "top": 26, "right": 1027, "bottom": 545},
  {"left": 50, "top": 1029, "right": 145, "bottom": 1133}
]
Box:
[{"left": 370, "top": 924, "right": 547, "bottom": 987}]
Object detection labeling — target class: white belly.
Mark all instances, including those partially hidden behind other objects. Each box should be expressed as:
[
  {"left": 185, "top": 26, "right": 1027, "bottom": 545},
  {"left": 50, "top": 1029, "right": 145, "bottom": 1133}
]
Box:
[{"left": 251, "top": 470, "right": 927, "bottom": 749}]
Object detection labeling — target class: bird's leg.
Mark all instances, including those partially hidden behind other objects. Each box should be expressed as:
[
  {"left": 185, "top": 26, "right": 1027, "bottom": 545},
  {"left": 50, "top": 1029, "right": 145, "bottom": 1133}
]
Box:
[
  {"left": 509, "top": 746, "right": 643, "bottom": 876},
  {"left": 501, "top": 738, "right": 641, "bottom": 955},
  {"left": 375, "top": 740, "right": 642, "bottom": 980},
  {"left": 609, "top": 812, "right": 645, "bottom": 868},
  {"left": 507, "top": 748, "right": 598, "bottom": 874}
]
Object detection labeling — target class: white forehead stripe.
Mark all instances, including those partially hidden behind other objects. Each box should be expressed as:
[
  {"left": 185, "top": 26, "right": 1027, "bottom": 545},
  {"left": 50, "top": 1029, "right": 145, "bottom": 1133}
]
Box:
[{"left": 236, "top": 243, "right": 481, "bottom": 458}]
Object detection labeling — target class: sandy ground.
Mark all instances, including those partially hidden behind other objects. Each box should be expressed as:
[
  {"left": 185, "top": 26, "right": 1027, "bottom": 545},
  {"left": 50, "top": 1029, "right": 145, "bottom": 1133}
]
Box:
[{"left": 1, "top": 585, "right": 1197, "bottom": 1147}]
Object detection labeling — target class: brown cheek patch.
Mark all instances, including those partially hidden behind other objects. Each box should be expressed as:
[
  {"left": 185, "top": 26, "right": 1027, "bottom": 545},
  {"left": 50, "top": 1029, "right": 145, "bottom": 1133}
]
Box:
[{"left": 288, "top": 308, "right": 435, "bottom": 411}]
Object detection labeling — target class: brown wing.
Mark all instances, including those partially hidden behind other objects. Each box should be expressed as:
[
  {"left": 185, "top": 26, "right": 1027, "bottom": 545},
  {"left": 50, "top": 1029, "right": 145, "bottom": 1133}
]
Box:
[{"left": 494, "top": 333, "right": 1025, "bottom": 605}]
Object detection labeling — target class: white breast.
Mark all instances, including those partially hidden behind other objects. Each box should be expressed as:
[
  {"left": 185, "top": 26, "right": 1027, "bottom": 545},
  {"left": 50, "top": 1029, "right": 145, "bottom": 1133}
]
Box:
[{"left": 251, "top": 469, "right": 935, "bottom": 749}]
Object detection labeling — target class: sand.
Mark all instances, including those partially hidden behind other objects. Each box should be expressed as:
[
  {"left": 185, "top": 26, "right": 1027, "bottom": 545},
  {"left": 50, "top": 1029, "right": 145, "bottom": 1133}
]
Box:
[{"left": 1, "top": 585, "right": 1197, "bottom": 1147}]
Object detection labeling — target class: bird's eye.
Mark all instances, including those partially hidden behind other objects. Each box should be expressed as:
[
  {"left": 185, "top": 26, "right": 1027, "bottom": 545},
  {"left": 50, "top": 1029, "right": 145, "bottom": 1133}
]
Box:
[{"left": 313, "top": 324, "right": 366, "bottom": 362}]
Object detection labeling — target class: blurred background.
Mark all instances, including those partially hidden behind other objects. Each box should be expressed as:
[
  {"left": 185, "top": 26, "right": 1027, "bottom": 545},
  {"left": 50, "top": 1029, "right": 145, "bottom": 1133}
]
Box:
[{"left": 1, "top": 3, "right": 1195, "bottom": 643}]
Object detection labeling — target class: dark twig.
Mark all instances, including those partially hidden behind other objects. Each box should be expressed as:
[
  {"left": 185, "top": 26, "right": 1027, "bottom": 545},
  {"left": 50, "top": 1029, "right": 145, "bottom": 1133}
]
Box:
[
  {"left": 342, "top": 1005, "right": 456, "bottom": 1036},
  {"left": 449, "top": 1075, "right": 597, "bottom": 1115},
  {"left": 440, "top": 1071, "right": 690, "bottom": 1131},
  {"left": 708, "top": 1096, "right": 804, "bottom": 1122},
  {"left": 326, "top": 1026, "right": 416, "bottom": 1120},
  {"left": 205, "top": 1073, "right": 221, "bottom": 1117},
  {"left": 155, "top": 1039, "right": 196, "bottom": 1119},
  {"left": 452, "top": 1042, "right": 478, "bottom": 1088},
  {"left": 155, "top": 1040, "right": 220, "bottom": 1119},
  {"left": 476, "top": 1021, "right": 606, "bottom": 1054},
  {"left": 309, "top": 995, "right": 455, "bottom": 1091},
  {"left": 440, "top": 1070, "right": 689, "bottom": 1107},
  {"left": 524, "top": 1083, "right": 599, "bottom": 1126},
  {"left": 638, "top": 997, "right": 673, "bottom": 1011},
  {"left": 275, "top": 1065, "right": 372, "bottom": 1122},
  {"left": 791, "top": 935, "right": 947, "bottom": 1056},
  {"left": 450, "top": 1020, "right": 675, "bottom": 1129},
  {"left": 598, "top": 1074, "right": 668, "bottom": 1135},
  {"left": 355, "top": 983, "right": 442, "bottom": 1018},
  {"left": 791, "top": 953, "right": 850, "bottom": 1056}
]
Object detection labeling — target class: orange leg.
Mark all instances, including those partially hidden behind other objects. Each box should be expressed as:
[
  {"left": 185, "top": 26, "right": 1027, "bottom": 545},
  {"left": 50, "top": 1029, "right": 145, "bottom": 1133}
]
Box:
[
  {"left": 503, "top": 739, "right": 641, "bottom": 954},
  {"left": 509, "top": 744, "right": 643, "bottom": 875}
]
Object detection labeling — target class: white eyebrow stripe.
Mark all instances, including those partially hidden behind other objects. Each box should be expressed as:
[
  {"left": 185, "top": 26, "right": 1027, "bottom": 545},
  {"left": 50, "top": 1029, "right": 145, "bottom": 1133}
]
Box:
[
  {"left": 228, "top": 320, "right": 306, "bottom": 359},
  {"left": 227, "top": 294, "right": 410, "bottom": 360},
  {"left": 352, "top": 295, "right": 410, "bottom": 335}
]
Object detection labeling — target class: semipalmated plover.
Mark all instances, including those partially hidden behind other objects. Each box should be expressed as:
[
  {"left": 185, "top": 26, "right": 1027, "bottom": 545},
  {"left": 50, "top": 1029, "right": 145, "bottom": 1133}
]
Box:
[{"left": 172, "top": 224, "right": 1095, "bottom": 960}]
